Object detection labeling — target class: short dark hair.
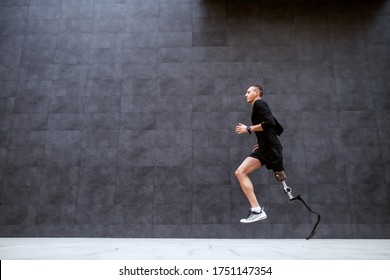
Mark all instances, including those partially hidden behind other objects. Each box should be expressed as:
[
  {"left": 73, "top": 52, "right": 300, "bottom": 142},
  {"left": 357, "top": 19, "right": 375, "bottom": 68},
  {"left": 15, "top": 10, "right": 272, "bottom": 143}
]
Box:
[{"left": 252, "top": 85, "right": 264, "bottom": 97}]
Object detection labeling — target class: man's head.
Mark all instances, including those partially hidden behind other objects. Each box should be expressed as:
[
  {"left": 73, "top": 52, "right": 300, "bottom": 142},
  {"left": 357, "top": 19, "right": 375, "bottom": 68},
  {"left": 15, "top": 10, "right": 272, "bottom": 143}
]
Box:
[
  {"left": 252, "top": 85, "right": 263, "bottom": 97},
  {"left": 245, "top": 85, "right": 263, "bottom": 104}
]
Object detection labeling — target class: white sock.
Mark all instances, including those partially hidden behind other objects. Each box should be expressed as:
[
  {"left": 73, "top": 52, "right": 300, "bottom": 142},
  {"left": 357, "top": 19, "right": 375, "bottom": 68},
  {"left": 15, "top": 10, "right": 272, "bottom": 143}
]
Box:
[{"left": 251, "top": 206, "right": 261, "bottom": 213}]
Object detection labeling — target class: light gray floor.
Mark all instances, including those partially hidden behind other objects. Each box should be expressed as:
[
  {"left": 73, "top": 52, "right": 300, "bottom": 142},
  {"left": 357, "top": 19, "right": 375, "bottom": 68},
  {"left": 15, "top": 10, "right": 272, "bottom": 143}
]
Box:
[{"left": 1, "top": 238, "right": 389, "bottom": 260}]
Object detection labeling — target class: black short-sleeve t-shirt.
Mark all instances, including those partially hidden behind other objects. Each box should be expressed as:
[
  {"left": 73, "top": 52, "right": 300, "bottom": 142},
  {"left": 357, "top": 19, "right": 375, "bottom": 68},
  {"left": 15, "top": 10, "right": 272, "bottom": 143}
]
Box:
[
  {"left": 251, "top": 99, "right": 282, "bottom": 149},
  {"left": 250, "top": 99, "right": 284, "bottom": 171}
]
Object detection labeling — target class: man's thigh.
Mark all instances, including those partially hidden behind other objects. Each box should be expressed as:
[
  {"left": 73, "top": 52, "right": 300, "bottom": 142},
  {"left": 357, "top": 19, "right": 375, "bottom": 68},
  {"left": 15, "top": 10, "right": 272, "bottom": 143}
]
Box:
[{"left": 236, "top": 157, "right": 262, "bottom": 175}]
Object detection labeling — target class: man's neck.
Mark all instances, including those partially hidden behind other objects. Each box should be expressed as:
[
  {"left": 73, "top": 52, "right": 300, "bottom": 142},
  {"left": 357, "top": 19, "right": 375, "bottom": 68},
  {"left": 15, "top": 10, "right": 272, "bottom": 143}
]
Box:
[{"left": 251, "top": 97, "right": 261, "bottom": 106}]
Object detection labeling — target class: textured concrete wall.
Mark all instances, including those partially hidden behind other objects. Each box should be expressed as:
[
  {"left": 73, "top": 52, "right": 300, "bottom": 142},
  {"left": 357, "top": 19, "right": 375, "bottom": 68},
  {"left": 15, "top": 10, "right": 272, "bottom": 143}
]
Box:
[{"left": 0, "top": 0, "right": 389, "bottom": 238}]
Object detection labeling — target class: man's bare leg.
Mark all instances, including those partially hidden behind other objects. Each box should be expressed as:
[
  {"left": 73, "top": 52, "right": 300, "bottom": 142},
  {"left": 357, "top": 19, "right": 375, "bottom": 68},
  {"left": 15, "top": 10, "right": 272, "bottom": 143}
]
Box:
[{"left": 235, "top": 157, "right": 262, "bottom": 208}]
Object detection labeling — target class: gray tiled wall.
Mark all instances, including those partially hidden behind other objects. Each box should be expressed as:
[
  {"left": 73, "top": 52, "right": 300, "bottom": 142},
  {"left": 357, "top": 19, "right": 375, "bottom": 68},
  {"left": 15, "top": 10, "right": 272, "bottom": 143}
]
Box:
[{"left": 0, "top": 0, "right": 389, "bottom": 238}]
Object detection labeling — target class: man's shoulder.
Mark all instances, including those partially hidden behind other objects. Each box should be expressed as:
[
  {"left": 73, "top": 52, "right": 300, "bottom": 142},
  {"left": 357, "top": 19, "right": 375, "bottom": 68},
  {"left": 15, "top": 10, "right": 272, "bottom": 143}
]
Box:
[
  {"left": 254, "top": 98, "right": 267, "bottom": 104},
  {"left": 254, "top": 99, "right": 269, "bottom": 109}
]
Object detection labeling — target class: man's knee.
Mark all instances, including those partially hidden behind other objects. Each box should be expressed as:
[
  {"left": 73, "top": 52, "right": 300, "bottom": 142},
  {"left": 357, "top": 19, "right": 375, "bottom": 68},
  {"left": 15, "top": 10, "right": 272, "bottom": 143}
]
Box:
[{"left": 235, "top": 168, "right": 246, "bottom": 179}]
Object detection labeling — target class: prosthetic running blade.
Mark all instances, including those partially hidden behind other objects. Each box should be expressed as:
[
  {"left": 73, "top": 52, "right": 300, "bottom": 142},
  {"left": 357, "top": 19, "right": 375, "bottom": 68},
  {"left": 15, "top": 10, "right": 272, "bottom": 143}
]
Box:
[
  {"left": 283, "top": 182, "right": 321, "bottom": 240},
  {"left": 290, "top": 194, "right": 321, "bottom": 240}
]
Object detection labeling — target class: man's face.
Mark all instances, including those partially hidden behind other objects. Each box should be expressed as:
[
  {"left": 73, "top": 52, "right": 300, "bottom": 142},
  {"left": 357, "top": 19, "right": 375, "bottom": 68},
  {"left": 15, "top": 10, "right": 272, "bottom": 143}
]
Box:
[{"left": 245, "top": 86, "right": 259, "bottom": 103}]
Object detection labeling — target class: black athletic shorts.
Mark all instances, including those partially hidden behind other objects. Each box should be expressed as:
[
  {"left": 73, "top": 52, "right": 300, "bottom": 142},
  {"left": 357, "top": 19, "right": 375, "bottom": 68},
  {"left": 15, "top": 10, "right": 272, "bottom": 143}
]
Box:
[{"left": 249, "top": 146, "right": 284, "bottom": 172}]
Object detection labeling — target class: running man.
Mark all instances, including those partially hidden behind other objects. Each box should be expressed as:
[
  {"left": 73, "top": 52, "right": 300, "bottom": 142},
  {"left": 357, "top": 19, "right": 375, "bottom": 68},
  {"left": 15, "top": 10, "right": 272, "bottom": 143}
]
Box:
[{"left": 235, "top": 85, "right": 285, "bottom": 223}]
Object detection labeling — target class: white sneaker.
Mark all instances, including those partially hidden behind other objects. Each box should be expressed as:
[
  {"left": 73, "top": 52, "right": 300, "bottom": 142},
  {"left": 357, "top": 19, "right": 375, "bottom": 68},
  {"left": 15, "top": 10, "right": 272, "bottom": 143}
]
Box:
[{"left": 240, "top": 208, "right": 267, "bottom": 223}]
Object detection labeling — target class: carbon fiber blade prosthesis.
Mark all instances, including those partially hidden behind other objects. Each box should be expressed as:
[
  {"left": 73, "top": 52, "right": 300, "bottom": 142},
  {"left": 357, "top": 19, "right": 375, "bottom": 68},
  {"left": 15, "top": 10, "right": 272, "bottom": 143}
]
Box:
[
  {"left": 290, "top": 194, "right": 321, "bottom": 240},
  {"left": 282, "top": 180, "right": 321, "bottom": 240}
]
